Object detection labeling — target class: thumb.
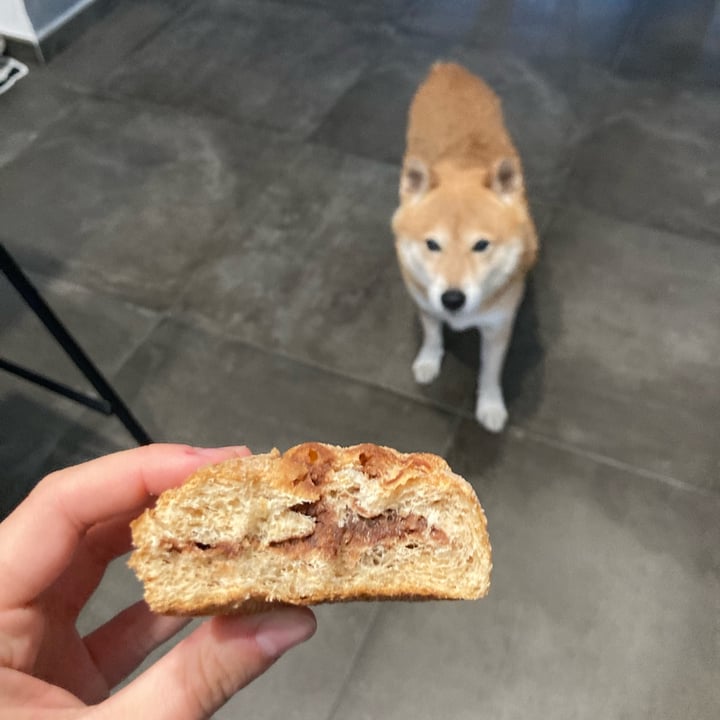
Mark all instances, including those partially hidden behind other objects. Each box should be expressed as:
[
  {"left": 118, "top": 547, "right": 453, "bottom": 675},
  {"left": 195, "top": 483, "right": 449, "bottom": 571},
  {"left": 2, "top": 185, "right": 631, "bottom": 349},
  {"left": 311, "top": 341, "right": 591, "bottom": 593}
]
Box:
[{"left": 101, "top": 608, "right": 316, "bottom": 719}]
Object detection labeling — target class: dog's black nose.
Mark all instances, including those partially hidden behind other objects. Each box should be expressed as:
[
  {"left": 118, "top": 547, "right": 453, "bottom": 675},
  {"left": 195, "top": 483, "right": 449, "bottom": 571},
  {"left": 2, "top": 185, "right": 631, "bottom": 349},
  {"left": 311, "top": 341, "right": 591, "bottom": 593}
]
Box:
[{"left": 441, "top": 289, "right": 466, "bottom": 311}]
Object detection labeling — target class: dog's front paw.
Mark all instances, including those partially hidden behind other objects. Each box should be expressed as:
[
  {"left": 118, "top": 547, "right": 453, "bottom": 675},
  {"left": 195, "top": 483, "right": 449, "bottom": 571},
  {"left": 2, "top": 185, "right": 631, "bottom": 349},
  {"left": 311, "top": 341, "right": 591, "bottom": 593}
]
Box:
[
  {"left": 412, "top": 350, "right": 442, "bottom": 385},
  {"left": 475, "top": 398, "right": 508, "bottom": 433}
]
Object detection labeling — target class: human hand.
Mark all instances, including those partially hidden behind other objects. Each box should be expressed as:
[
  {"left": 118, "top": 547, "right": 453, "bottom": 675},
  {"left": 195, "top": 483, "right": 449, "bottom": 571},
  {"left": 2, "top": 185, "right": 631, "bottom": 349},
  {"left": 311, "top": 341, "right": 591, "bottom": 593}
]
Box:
[{"left": 0, "top": 444, "right": 317, "bottom": 719}]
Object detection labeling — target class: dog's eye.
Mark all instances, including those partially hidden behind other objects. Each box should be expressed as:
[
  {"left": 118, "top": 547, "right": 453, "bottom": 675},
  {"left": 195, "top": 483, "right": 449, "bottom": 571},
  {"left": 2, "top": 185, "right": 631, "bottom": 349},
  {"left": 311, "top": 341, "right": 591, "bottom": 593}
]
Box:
[
  {"left": 473, "top": 239, "right": 490, "bottom": 252},
  {"left": 426, "top": 238, "right": 441, "bottom": 252}
]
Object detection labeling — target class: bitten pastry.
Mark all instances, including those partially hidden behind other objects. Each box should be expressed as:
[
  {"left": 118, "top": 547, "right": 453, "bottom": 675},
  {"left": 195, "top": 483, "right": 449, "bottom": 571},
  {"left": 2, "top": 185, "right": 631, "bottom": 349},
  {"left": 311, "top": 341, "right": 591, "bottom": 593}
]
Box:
[{"left": 129, "top": 442, "right": 492, "bottom": 615}]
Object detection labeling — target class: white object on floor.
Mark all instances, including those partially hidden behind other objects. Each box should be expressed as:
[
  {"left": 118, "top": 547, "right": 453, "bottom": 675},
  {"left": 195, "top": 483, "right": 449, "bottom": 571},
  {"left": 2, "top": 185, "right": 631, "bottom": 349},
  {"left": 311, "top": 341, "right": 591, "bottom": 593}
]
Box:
[{"left": 0, "top": 55, "right": 28, "bottom": 96}]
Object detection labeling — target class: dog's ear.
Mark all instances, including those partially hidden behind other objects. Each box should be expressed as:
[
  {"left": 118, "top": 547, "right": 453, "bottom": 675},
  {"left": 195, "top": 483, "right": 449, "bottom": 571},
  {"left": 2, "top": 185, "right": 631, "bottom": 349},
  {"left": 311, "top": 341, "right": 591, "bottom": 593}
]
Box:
[
  {"left": 400, "top": 157, "right": 433, "bottom": 200},
  {"left": 488, "top": 157, "right": 523, "bottom": 199}
]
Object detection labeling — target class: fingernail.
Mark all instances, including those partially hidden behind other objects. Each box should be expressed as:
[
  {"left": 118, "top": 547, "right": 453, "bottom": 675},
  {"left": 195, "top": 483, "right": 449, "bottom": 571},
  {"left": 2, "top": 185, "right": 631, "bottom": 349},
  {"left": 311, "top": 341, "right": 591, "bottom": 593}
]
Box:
[
  {"left": 189, "top": 445, "right": 251, "bottom": 459},
  {"left": 254, "top": 609, "right": 317, "bottom": 659}
]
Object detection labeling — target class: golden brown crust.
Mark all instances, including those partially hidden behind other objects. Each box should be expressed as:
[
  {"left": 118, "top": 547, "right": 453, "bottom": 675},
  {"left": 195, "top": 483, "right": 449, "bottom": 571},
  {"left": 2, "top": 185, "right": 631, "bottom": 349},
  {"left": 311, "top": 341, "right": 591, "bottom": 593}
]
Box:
[
  {"left": 129, "top": 442, "right": 492, "bottom": 615},
  {"left": 158, "top": 591, "right": 465, "bottom": 617}
]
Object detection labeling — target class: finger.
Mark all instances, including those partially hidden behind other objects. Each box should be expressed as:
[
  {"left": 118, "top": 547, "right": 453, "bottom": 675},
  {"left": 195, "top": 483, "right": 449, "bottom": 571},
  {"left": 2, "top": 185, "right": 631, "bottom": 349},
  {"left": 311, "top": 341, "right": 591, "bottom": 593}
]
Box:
[
  {"left": 104, "top": 608, "right": 317, "bottom": 720},
  {"left": 0, "top": 444, "right": 250, "bottom": 609},
  {"left": 48, "top": 511, "right": 141, "bottom": 618},
  {"left": 0, "top": 668, "right": 85, "bottom": 714},
  {"left": 84, "top": 601, "right": 191, "bottom": 689}
]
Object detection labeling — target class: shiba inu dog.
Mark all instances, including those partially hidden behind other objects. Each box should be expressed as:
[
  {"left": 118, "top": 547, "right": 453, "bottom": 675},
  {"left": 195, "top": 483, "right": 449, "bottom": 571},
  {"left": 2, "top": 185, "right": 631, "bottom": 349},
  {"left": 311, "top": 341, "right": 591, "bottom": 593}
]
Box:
[{"left": 392, "top": 62, "right": 538, "bottom": 432}]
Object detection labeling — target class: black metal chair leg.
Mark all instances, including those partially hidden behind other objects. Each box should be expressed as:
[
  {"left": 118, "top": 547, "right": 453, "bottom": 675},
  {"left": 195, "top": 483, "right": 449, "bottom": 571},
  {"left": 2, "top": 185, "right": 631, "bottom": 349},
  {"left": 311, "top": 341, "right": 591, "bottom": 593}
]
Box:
[{"left": 0, "top": 242, "right": 153, "bottom": 446}]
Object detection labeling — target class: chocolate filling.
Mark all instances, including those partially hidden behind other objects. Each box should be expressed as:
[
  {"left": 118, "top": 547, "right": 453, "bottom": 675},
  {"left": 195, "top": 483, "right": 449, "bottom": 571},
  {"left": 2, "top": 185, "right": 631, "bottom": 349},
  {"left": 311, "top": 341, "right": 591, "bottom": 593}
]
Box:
[
  {"left": 270, "top": 503, "right": 431, "bottom": 557},
  {"left": 164, "top": 505, "right": 446, "bottom": 558},
  {"left": 164, "top": 445, "right": 449, "bottom": 557}
]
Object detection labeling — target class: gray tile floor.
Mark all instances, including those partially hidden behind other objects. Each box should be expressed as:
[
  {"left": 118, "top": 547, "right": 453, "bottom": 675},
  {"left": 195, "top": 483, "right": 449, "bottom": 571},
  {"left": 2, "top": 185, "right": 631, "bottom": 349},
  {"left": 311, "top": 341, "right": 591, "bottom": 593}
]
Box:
[{"left": 1, "top": 0, "right": 718, "bottom": 718}]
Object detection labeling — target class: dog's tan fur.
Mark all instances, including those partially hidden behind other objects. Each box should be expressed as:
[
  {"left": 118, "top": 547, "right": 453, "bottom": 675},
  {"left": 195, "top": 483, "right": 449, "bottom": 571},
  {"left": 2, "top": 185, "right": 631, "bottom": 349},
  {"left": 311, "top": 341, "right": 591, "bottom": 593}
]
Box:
[{"left": 392, "top": 62, "right": 538, "bottom": 431}]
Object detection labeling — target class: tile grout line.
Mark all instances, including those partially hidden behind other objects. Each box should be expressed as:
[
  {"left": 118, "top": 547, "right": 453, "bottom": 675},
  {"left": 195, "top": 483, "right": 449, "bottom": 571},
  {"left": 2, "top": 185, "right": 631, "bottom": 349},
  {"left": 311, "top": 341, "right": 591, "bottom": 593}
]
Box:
[
  {"left": 534, "top": 4, "right": 713, "bottom": 249},
  {"left": 510, "top": 425, "right": 720, "bottom": 499},
  {"left": 56, "top": 81, "right": 295, "bottom": 142},
  {"left": 6, "top": 214, "right": 713, "bottom": 498},
  {"left": 163, "top": 313, "right": 718, "bottom": 498},
  {"left": 441, "top": 412, "right": 465, "bottom": 459},
  {"left": 39, "top": 304, "right": 720, "bottom": 501},
  {"left": 7, "top": 9, "right": 715, "bottom": 498},
  {"left": 58, "top": 3, "right": 401, "bottom": 148},
  {"left": 164, "top": 311, "right": 467, "bottom": 419},
  {"left": 47, "top": 36, "right": 720, "bottom": 247},
  {"left": 57, "top": 79, "right": 410, "bottom": 179},
  {"left": 541, "top": 92, "right": 622, "bottom": 229},
  {"left": 29, "top": 307, "right": 170, "bottom": 463},
  {"left": 321, "top": 605, "right": 384, "bottom": 720},
  {"left": 89, "top": 0, "right": 199, "bottom": 76},
  {"left": 531, "top": 195, "right": 720, "bottom": 250},
  {"left": 4, "top": 0, "right": 198, "bottom": 152}
]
